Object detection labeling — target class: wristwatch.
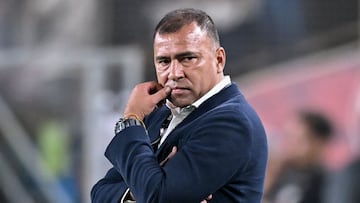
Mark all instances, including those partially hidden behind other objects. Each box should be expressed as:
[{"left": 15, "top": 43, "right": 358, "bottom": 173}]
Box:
[{"left": 114, "top": 118, "right": 144, "bottom": 134}]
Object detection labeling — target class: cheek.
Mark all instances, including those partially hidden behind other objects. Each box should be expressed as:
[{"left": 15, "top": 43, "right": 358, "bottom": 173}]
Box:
[{"left": 156, "top": 72, "right": 168, "bottom": 85}]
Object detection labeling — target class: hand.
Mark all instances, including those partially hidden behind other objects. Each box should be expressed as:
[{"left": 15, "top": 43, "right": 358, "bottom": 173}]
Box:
[
  {"left": 160, "top": 146, "right": 177, "bottom": 166},
  {"left": 200, "top": 194, "right": 213, "bottom": 203},
  {"left": 160, "top": 147, "right": 213, "bottom": 202},
  {"left": 127, "top": 147, "right": 177, "bottom": 201},
  {"left": 124, "top": 81, "right": 171, "bottom": 120},
  {"left": 128, "top": 146, "right": 213, "bottom": 202}
]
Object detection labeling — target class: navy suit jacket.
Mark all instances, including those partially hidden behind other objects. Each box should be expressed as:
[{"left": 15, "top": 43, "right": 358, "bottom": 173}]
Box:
[{"left": 91, "top": 83, "right": 268, "bottom": 203}]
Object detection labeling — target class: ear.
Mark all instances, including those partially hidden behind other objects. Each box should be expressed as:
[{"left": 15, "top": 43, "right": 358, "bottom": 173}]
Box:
[{"left": 215, "top": 47, "right": 226, "bottom": 73}]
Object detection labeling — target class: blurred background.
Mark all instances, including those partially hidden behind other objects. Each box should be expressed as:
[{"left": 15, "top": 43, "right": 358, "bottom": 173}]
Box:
[{"left": 0, "top": 0, "right": 359, "bottom": 203}]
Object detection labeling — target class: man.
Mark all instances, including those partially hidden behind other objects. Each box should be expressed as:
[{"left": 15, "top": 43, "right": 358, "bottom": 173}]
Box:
[
  {"left": 91, "top": 8, "right": 267, "bottom": 203},
  {"left": 264, "top": 110, "right": 333, "bottom": 203}
]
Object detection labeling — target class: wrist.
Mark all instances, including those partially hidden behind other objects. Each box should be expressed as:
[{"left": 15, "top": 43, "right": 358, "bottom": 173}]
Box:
[
  {"left": 114, "top": 117, "right": 146, "bottom": 134},
  {"left": 122, "top": 113, "right": 146, "bottom": 128}
]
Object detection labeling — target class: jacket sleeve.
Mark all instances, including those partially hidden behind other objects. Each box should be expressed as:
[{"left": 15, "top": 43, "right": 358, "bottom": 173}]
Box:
[
  {"left": 91, "top": 167, "right": 128, "bottom": 203},
  {"left": 105, "top": 110, "right": 256, "bottom": 203}
]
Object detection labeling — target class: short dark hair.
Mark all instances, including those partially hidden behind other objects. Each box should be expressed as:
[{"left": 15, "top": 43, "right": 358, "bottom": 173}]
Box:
[
  {"left": 153, "top": 8, "right": 220, "bottom": 46},
  {"left": 299, "top": 110, "right": 334, "bottom": 141}
]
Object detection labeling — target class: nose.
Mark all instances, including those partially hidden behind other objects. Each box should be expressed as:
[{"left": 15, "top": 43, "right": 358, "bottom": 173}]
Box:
[{"left": 168, "top": 60, "right": 184, "bottom": 81}]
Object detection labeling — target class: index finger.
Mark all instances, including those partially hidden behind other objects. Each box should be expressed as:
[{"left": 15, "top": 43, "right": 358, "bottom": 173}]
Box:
[
  {"left": 148, "top": 82, "right": 164, "bottom": 95},
  {"left": 153, "top": 86, "right": 171, "bottom": 102}
]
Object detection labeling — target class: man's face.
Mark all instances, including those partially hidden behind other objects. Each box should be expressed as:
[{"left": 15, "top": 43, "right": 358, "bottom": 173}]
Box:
[{"left": 154, "top": 22, "right": 225, "bottom": 108}]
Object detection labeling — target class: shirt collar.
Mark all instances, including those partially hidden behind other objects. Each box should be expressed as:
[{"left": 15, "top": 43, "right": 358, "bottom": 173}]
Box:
[
  {"left": 192, "top": 75, "right": 231, "bottom": 108},
  {"left": 166, "top": 75, "right": 231, "bottom": 113}
]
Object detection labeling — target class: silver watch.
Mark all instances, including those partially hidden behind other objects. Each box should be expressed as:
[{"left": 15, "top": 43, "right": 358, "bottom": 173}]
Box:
[{"left": 114, "top": 118, "right": 143, "bottom": 134}]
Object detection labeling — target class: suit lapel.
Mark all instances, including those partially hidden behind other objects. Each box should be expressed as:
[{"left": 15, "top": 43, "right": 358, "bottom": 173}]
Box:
[{"left": 145, "top": 106, "right": 171, "bottom": 145}]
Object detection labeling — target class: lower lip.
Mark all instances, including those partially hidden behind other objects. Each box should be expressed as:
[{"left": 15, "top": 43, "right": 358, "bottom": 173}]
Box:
[{"left": 171, "top": 88, "right": 188, "bottom": 94}]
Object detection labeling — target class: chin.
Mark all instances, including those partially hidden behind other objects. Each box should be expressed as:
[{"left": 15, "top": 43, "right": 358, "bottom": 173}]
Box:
[
  {"left": 169, "top": 97, "right": 192, "bottom": 108},
  {"left": 171, "top": 102, "right": 190, "bottom": 108}
]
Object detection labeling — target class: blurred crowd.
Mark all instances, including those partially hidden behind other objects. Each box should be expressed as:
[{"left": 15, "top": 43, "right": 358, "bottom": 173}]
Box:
[{"left": 263, "top": 110, "right": 360, "bottom": 203}]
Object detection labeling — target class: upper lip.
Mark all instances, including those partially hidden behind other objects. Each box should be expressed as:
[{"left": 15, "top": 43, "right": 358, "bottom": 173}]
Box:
[
  {"left": 166, "top": 83, "right": 188, "bottom": 90},
  {"left": 165, "top": 81, "right": 190, "bottom": 90}
]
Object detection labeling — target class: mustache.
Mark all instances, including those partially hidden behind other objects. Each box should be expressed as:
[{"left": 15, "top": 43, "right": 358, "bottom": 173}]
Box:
[{"left": 165, "top": 81, "right": 189, "bottom": 89}]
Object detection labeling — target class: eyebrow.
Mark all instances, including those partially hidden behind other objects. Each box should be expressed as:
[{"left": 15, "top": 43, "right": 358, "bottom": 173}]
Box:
[
  {"left": 176, "top": 51, "right": 197, "bottom": 58},
  {"left": 155, "top": 51, "right": 197, "bottom": 61},
  {"left": 155, "top": 56, "right": 169, "bottom": 61}
]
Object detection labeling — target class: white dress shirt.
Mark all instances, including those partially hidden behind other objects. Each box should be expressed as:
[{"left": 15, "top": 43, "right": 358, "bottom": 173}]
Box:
[{"left": 159, "top": 75, "right": 231, "bottom": 147}]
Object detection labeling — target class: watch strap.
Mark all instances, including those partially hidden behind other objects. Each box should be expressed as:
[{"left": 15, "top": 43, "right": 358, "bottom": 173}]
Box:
[{"left": 115, "top": 118, "right": 144, "bottom": 134}]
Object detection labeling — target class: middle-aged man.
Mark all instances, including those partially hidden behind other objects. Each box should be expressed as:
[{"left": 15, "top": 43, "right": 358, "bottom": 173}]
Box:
[{"left": 91, "top": 8, "right": 268, "bottom": 203}]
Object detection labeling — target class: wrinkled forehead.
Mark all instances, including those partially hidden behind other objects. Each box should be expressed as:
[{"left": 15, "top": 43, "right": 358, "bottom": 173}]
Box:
[{"left": 153, "top": 23, "right": 216, "bottom": 53}]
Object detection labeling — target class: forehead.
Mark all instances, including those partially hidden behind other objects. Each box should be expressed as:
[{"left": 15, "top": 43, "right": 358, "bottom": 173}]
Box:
[{"left": 154, "top": 23, "right": 212, "bottom": 53}]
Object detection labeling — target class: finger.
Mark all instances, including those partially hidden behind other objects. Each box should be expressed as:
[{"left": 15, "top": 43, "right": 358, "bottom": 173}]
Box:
[
  {"left": 160, "top": 146, "right": 177, "bottom": 166},
  {"left": 160, "top": 156, "right": 168, "bottom": 166},
  {"left": 151, "top": 83, "right": 168, "bottom": 107},
  {"left": 199, "top": 194, "right": 212, "bottom": 203},
  {"left": 145, "top": 82, "right": 170, "bottom": 105},
  {"left": 153, "top": 86, "right": 171, "bottom": 101},
  {"left": 167, "top": 146, "right": 177, "bottom": 159},
  {"left": 148, "top": 82, "right": 164, "bottom": 94}
]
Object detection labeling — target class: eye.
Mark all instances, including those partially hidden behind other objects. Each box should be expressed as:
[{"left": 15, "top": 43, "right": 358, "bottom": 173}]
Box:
[
  {"left": 180, "top": 56, "right": 197, "bottom": 66},
  {"left": 158, "top": 58, "right": 170, "bottom": 65},
  {"left": 156, "top": 58, "right": 170, "bottom": 71},
  {"left": 183, "top": 56, "right": 196, "bottom": 61}
]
